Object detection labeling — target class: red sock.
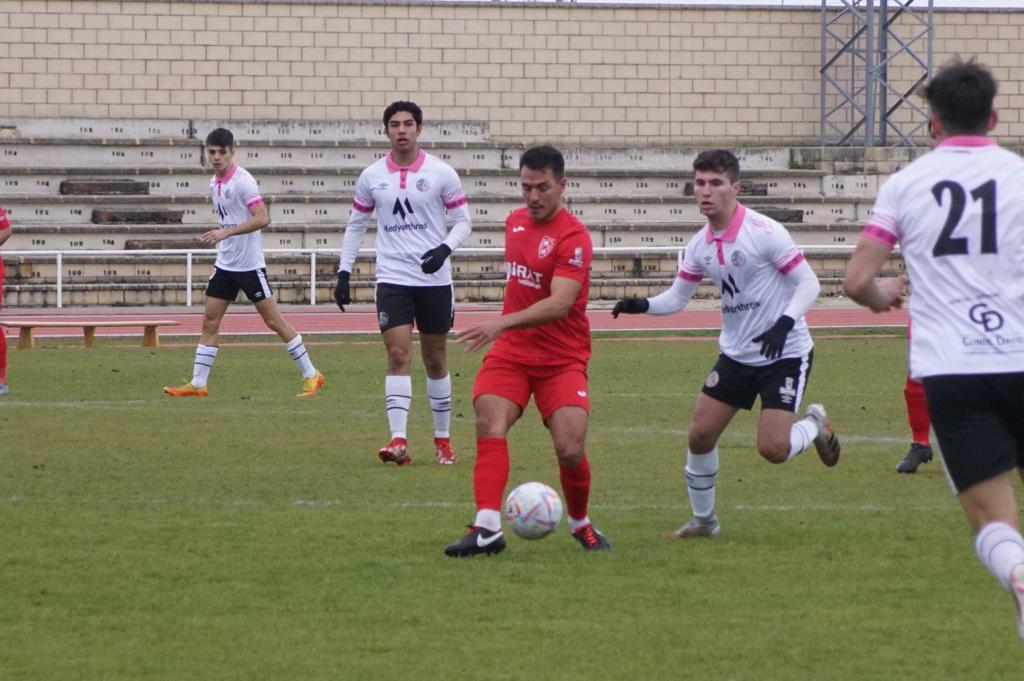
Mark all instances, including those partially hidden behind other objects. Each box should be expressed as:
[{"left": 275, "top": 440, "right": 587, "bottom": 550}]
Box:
[
  {"left": 904, "top": 375, "right": 931, "bottom": 446},
  {"left": 474, "top": 437, "right": 509, "bottom": 511},
  {"left": 559, "top": 455, "right": 591, "bottom": 522}
]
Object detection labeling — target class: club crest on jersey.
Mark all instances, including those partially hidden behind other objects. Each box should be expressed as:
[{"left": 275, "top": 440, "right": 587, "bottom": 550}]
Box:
[
  {"left": 538, "top": 235, "right": 556, "bottom": 259},
  {"left": 223, "top": 187, "right": 233, "bottom": 199},
  {"left": 416, "top": 178, "right": 430, "bottom": 192},
  {"left": 730, "top": 251, "right": 746, "bottom": 267},
  {"left": 568, "top": 247, "right": 584, "bottom": 267}
]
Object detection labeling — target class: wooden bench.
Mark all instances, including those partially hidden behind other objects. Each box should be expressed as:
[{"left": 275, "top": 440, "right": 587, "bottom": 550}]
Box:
[{"left": 0, "top": 319, "right": 181, "bottom": 349}]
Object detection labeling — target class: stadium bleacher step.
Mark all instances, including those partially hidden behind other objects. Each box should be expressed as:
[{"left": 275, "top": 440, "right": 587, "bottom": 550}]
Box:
[
  {"left": 60, "top": 178, "right": 150, "bottom": 196},
  {"left": 92, "top": 208, "right": 184, "bottom": 225}
]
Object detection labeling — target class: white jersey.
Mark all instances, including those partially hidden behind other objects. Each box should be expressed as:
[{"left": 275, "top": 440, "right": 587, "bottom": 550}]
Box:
[
  {"left": 680, "top": 203, "right": 814, "bottom": 366},
  {"left": 864, "top": 136, "right": 1024, "bottom": 378},
  {"left": 210, "top": 164, "right": 265, "bottom": 271},
  {"left": 340, "top": 150, "right": 471, "bottom": 286}
]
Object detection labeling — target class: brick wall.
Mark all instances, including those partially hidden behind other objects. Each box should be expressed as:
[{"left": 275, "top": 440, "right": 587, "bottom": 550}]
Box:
[{"left": 2, "top": 1, "right": 1023, "bottom": 145}]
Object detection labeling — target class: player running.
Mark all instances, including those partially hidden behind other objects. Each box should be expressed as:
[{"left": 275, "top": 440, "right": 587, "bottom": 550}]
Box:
[
  {"left": 612, "top": 149, "right": 840, "bottom": 539},
  {"left": 844, "top": 59, "right": 1024, "bottom": 639}
]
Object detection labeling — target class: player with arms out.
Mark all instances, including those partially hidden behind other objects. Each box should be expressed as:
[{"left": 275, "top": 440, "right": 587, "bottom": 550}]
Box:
[
  {"left": 0, "top": 204, "right": 11, "bottom": 395},
  {"left": 612, "top": 149, "right": 840, "bottom": 539},
  {"left": 444, "top": 145, "right": 611, "bottom": 557},
  {"left": 164, "top": 128, "right": 325, "bottom": 398},
  {"left": 334, "top": 101, "right": 472, "bottom": 466},
  {"left": 843, "top": 59, "right": 1024, "bottom": 638}
]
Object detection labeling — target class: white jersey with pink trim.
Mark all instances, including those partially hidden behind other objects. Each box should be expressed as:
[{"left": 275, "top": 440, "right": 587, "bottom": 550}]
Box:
[
  {"left": 863, "top": 137, "right": 1024, "bottom": 378},
  {"left": 340, "top": 150, "right": 471, "bottom": 286},
  {"left": 209, "top": 164, "right": 266, "bottom": 271},
  {"left": 679, "top": 204, "right": 814, "bottom": 366}
]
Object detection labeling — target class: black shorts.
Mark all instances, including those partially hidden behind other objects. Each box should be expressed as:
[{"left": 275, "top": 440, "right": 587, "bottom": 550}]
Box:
[
  {"left": 375, "top": 282, "right": 454, "bottom": 334},
  {"left": 205, "top": 267, "right": 272, "bottom": 303},
  {"left": 923, "top": 372, "right": 1024, "bottom": 493},
  {"left": 701, "top": 351, "right": 813, "bottom": 412}
]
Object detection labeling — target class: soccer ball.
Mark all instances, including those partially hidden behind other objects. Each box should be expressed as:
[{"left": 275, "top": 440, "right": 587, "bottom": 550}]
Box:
[{"left": 504, "top": 482, "right": 563, "bottom": 540}]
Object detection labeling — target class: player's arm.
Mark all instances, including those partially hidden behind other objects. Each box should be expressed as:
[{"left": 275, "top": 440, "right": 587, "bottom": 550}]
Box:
[
  {"left": 457, "top": 275, "right": 581, "bottom": 353},
  {"left": 200, "top": 202, "right": 268, "bottom": 244},
  {"left": 750, "top": 258, "right": 820, "bottom": 360},
  {"left": 421, "top": 170, "right": 472, "bottom": 274},
  {"left": 334, "top": 176, "right": 375, "bottom": 311},
  {"left": 614, "top": 241, "right": 702, "bottom": 318},
  {"left": 0, "top": 220, "right": 10, "bottom": 248},
  {"left": 843, "top": 237, "right": 907, "bottom": 312}
]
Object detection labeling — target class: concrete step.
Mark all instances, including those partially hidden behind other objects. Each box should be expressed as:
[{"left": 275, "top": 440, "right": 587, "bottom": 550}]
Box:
[
  {"left": 60, "top": 178, "right": 151, "bottom": 196},
  {"left": 3, "top": 218, "right": 868, "bottom": 252},
  {"left": 0, "top": 117, "right": 491, "bottom": 144},
  {"left": 0, "top": 192, "right": 876, "bottom": 227},
  {"left": 0, "top": 167, "right": 837, "bottom": 198}
]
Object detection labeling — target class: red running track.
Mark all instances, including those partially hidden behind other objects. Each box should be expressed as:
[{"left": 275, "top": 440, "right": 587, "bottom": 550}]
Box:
[{"left": 1, "top": 303, "right": 908, "bottom": 340}]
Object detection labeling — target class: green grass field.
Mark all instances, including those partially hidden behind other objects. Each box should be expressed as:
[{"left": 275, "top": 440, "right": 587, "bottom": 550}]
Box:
[{"left": 1, "top": 332, "right": 1021, "bottom": 680}]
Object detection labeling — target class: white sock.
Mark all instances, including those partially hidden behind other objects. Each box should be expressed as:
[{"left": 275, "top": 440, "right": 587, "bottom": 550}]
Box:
[
  {"left": 427, "top": 374, "right": 452, "bottom": 438},
  {"left": 788, "top": 417, "right": 818, "bottom": 459},
  {"left": 385, "top": 375, "right": 412, "bottom": 440},
  {"left": 685, "top": 447, "right": 718, "bottom": 519},
  {"left": 975, "top": 522, "right": 1024, "bottom": 590},
  {"left": 568, "top": 515, "right": 591, "bottom": 533},
  {"left": 474, "top": 508, "right": 502, "bottom": 532},
  {"left": 285, "top": 334, "right": 316, "bottom": 378},
  {"left": 191, "top": 344, "right": 218, "bottom": 387}
]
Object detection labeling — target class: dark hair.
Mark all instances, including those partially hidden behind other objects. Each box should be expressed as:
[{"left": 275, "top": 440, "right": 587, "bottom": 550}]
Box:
[
  {"left": 383, "top": 101, "right": 423, "bottom": 128},
  {"left": 205, "top": 128, "right": 234, "bottom": 149},
  {"left": 923, "top": 59, "right": 997, "bottom": 135},
  {"left": 519, "top": 145, "right": 565, "bottom": 180},
  {"left": 693, "top": 149, "right": 740, "bottom": 183}
]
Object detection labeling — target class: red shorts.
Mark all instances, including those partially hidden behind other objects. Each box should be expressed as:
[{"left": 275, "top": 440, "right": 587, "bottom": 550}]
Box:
[{"left": 473, "top": 353, "right": 590, "bottom": 421}]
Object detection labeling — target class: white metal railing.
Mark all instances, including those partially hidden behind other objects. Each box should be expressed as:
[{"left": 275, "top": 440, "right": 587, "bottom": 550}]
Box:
[{"left": 2, "top": 245, "right": 864, "bottom": 308}]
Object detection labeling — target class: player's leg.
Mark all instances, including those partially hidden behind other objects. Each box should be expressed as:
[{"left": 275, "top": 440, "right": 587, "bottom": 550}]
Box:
[
  {"left": 377, "top": 284, "right": 417, "bottom": 464},
  {"left": 755, "top": 351, "right": 838, "bottom": 465},
  {"left": 668, "top": 356, "right": 746, "bottom": 539},
  {"left": 898, "top": 375, "right": 933, "bottom": 473},
  {"left": 925, "top": 373, "right": 1024, "bottom": 638},
  {"left": 536, "top": 365, "right": 609, "bottom": 551},
  {"left": 252, "top": 294, "right": 323, "bottom": 397},
  {"left": 416, "top": 284, "right": 456, "bottom": 464},
  {"left": 445, "top": 356, "right": 529, "bottom": 557},
  {"left": 164, "top": 278, "right": 231, "bottom": 396}
]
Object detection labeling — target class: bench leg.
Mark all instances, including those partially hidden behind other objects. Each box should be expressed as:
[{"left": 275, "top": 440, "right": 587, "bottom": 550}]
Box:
[
  {"left": 84, "top": 326, "right": 96, "bottom": 348},
  {"left": 17, "top": 327, "right": 34, "bottom": 350},
  {"left": 143, "top": 325, "right": 159, "bottom": 347}
]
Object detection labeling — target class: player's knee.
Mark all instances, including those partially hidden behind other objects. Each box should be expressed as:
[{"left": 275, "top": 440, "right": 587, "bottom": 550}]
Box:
[
  {"left": 554, "top": 446, "right": 584, "bottom": 468},
  {"left": 757, "top": 442, "right": 789, "bottom": 464},
  {"left": 688, "top": 428, "right": 717, "bottom": 455},
  {"left": 386, "top": 347, "right": 413, "bottom": 371}
]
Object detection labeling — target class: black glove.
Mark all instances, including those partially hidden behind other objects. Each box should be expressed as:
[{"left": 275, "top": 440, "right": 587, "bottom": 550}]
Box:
[
  {"left": 420, "top": 243, "right": 452, "bottom": 274},
  {"left": 334, "top": 270, "right": 351, "bottom": 312},
  {"left": 611, "top": 297, "right": 650, "bottom": 318},
  {"left": 751, "top": 315, "right": 795, "bottom": 360}
]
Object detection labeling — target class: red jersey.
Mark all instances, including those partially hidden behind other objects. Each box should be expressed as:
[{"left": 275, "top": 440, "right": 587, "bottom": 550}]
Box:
[
  {"left": 0, "top": 205, "right": 8, "bottom": 230},
  {"left": 489, "top": 206, "right": 592, "bottom": 366}
]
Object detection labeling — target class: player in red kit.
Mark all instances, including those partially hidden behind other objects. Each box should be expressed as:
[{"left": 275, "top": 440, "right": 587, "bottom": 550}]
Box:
[
  {"left": 0, "top": 204, "right": 11, "bottom": 395},
  {"left": 444, "top": 145, "right": 611, "bottom": 557}
]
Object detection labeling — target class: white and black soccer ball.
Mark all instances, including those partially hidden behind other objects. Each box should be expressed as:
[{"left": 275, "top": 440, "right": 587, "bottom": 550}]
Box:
[{"left": 504, "top": 482, "right": 563, "bottom": 540}]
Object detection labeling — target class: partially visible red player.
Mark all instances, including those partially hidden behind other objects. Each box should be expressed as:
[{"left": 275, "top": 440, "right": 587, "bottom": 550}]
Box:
[{"left": 444, "top": 145, "right": 611, "bottom": 557}]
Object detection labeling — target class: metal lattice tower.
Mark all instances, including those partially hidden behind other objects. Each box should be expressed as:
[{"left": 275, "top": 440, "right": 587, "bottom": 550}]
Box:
[{"left": 820, "top": 0, "right": 934, "bottom": 146}]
